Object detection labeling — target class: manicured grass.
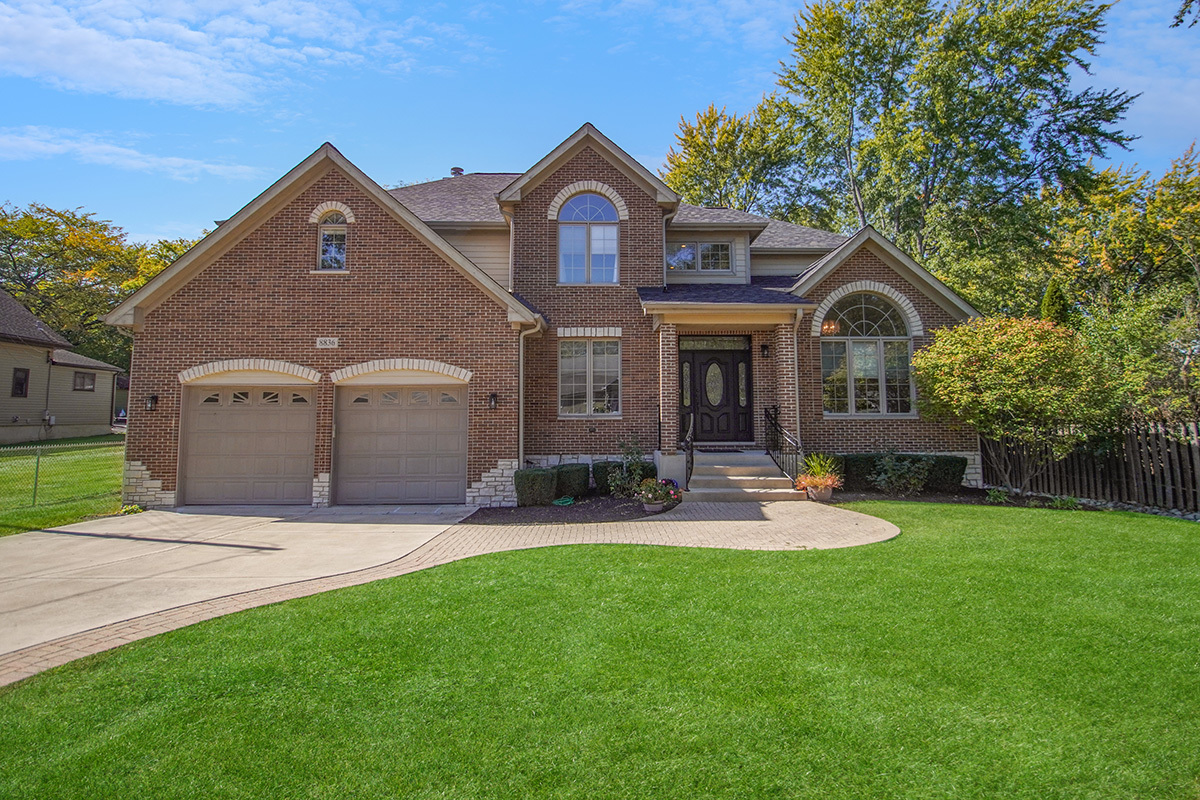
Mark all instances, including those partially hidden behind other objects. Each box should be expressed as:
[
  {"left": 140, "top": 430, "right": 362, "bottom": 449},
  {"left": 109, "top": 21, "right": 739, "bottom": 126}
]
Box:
[
  {"left": 1, "top": 503, "right": 1198, "bottom": 798},
  {"left": 0, "top": 436, "right": 124, "bottom": 536}
]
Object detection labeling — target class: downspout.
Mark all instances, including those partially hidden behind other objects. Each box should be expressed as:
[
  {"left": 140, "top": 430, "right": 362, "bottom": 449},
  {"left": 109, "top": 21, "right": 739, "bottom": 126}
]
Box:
[
  {"left": 518, "top": 318, "right": 544, "bottom": 467},
  {"left": 794, "top": 309, "right": 803, "bottom": 440},
  {"left": 42, "top": 350, "right": 53, "bottom": 440}
]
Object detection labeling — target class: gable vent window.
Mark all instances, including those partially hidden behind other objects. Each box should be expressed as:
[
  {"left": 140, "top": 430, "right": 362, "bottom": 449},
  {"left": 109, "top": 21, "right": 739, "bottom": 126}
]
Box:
[{"left": 318, "top": 211, "right": 348, "bottom": 271}]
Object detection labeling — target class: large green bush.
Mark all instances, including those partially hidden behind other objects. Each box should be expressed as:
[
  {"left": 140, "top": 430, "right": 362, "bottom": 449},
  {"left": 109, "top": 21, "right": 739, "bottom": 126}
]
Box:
[
  {"left": 554, "top": 463, "right": 591, "bottom": 500},
  {"left": 592, "top": 461, "right": 622, "bottom": 495},
  {"left": 837, "top": 453, "right": 967, "bottom": 494},
  {"left": 513, "top": 468, "right": 556, "bottom": 506}
]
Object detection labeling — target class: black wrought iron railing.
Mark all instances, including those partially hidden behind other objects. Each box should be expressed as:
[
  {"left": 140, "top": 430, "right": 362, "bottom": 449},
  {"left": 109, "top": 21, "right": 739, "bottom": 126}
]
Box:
[
  {"left": 764, "top": 405, "right": 803, "bottom": 480},
  {"left": 680, "top": 412, "right": 695, "bottom": 490}
]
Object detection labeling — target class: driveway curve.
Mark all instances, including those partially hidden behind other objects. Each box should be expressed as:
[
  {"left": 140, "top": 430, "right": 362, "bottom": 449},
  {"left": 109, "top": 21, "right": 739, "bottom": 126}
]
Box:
[{"left": 0, "top": 501, "right": 896, "bottom": 687}]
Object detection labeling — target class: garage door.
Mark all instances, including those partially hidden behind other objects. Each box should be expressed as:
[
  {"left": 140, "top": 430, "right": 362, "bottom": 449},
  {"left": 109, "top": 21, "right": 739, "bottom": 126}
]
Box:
[
  {"left": 182, "top": 386, "right": 317, "bottom": 504},
  {"left": 335, "top": 386, "right": 467, "bottom": 504}
]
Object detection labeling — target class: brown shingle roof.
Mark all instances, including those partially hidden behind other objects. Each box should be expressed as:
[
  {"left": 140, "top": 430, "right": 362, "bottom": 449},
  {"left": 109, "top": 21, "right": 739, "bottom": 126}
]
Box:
[
  {"left": 51, "top": 349, "right": 122, "bottom": 372},
  {"left": 0, "top": 290, "right": 72, "bottom": 347},
  {"left": 389, "top": 173, "right": 516, "bottom": 224}
]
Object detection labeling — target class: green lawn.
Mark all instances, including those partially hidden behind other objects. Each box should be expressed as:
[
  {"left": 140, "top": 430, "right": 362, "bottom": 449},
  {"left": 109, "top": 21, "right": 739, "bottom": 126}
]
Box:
[
  {"left": 1, "top": 503, "right": 1198, "bottom": 798},
  {"left": 0, "top": 435, "right": 124, "bottom": 536}
]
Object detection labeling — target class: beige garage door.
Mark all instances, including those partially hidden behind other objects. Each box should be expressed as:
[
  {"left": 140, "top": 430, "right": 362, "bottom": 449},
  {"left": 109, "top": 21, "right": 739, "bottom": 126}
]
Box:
[
  {"left": 182, "top": 386, "right": 317, "bottom": 505},
  {"left": 335, "top": 386, "right": 467, "bottom": 504}
]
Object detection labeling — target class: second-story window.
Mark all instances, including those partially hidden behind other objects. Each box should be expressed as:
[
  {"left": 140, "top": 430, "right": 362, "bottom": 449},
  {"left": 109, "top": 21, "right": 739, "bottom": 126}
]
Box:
[
  {"left": 318, "top": 211, "right": 347, "bottom": 270},
  {"left": 558, "top": 193, "right": 618, "bottom": 284},
  {"left": 666, "top": 241, "right": 732, "bottom": 272}
]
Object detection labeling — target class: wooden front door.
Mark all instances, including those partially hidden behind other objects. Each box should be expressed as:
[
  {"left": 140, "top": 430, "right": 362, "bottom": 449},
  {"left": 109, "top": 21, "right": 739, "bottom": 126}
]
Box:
[{"left": 680, "top": 337, "right": 753, "bottom": 442}]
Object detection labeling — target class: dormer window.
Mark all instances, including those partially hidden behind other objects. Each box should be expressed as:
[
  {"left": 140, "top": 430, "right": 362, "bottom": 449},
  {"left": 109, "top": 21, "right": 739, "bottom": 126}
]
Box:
[
  {"left": 558, "top": 193, "right": 618, "bottom": 284},
  {"left": 318, "top": 211, "right": 347, "bottom": 271}
]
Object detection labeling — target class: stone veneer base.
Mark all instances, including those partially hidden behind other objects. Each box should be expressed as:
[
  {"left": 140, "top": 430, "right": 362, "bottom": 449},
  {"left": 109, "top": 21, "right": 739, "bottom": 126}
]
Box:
[
  {"left": 466, "top": 459, "right": 519, "bottom": 507},
  {"left": 122, "top": 460, "right": 177, "bottom": 508}
]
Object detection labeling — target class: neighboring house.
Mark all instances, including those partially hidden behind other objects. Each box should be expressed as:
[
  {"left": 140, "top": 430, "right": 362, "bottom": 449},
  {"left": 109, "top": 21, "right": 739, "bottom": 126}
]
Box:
[
  {"left": 106, "top": 124, "right": 980, "bottom": 508},
  {"left": 1, "top": 290, "right": 123, "bottom": 444}
]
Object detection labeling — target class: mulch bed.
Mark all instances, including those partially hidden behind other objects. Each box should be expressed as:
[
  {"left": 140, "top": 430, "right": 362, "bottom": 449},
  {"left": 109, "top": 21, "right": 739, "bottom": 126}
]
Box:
[
  {"left": 464, "top": 494, "right": 666, "bottom": 525},
  {"left": 834, "top": 487, "right": 991, "bottom": 505}
]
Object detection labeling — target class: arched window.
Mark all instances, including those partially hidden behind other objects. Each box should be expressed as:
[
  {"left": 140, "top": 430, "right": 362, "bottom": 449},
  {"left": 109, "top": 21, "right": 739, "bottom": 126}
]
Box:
[
  {"left": 558, "top": 193, "right": 618, "bottom": 284},
  {"left": 819, "top": 293, "right": 914, "bottom": 415},
  {"left": 318, "top": 211, "right": 347, "bottom": 270}
]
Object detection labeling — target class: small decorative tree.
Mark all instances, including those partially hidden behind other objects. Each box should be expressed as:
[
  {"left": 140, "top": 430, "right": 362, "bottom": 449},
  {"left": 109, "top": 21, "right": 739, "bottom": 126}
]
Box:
[
  {"left": 912, "top": 317, "right": 1117, "bottom": 495},
  {"left": 1039, "top": 278, "right": 1071, "bottom": 326}
]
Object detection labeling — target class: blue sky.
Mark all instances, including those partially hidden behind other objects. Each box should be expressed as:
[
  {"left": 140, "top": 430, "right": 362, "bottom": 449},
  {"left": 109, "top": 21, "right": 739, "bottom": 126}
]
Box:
[{"left": 0, "top": 0, "right": 1196, "bottom": 244}]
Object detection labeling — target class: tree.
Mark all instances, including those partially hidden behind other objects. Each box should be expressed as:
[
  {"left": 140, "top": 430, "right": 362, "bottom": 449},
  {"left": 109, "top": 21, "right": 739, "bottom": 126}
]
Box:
[
  {"left": 661, "top": 99, "right": 814, "bottom": 220},
  {"left": 912, "top": 317, "right": 1116, "bottom": 493},
  {"left": 1173, "top": 0, "right": 1198, "bottom": 27},
  {"left": 0, "top": 203, "right": 200, "bottom": 370},
  {"left": 1040, "top": 278, "right": 1071, "bottom": 324}
]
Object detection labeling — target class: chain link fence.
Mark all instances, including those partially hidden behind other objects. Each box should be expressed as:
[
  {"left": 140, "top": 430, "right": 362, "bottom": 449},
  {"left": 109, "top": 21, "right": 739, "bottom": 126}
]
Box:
[{"left": 0, "top": 440, "right": 125, "bottom": 509}]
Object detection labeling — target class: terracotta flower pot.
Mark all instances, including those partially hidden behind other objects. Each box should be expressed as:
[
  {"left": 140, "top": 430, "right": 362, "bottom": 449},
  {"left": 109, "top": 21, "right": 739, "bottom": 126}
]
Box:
[{"left": 806, "top": 486, "right": 833, "bottom": 502}]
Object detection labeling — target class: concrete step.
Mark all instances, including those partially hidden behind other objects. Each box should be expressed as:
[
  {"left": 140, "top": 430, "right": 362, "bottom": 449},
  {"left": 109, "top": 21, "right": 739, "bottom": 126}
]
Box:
[
  {"left": 684, "top": 487, "right": 809, "bottom": 502},
  {"left": 688, "top": 475, "right": 795, "bottom": 490},
  {"left": 693, "top": 450, "right": 773, "bottom": 464},
  {"left": 692, "top": 464, "right": 783, "bottom": 478}
]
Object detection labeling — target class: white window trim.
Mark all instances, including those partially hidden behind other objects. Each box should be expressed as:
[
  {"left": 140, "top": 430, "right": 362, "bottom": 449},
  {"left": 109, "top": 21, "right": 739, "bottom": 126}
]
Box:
[
  {"left": 820, "top": 337, "right": 917, "bottom": 418},
  {"left": 665, "top": 240, "right": 734, "bottom": 273},
  {"left": 557, "top": 338, "right": 622, "bottom": 419}
]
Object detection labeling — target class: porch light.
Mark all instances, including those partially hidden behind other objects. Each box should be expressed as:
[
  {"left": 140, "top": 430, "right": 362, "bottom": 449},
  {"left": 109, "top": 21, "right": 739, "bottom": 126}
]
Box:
[
  {"left": 821, "top": 319, "right": 841, "bottom": 336},
  {"left": 760, "top": 343, "right": 770, "bottom": 358},
  {"left": 145, "top": 394, "right": 159, "bottom": 411},
  {"left": 487, "top": 393, "right": 498, "bottom": 410}
]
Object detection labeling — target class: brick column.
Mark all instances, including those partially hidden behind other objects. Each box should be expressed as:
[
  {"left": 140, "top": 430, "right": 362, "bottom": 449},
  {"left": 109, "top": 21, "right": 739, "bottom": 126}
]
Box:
[
  {"left": 659, "top": 322, "right": 679, "bottom": 454},
  {"left": 773, "top": 323, "right": 799, "bottom": 436}
]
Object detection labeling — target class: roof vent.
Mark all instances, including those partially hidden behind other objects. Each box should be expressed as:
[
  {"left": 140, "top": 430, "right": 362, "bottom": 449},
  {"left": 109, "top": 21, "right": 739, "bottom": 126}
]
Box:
[{"left": 450, "top": 166, "right": 464, "bottom": 177}]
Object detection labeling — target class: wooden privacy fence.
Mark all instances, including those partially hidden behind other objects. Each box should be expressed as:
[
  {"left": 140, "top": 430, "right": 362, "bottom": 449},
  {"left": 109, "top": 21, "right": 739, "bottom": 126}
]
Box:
[{"left": 983, "top": 423, "right": 1200, "bottom": 513}]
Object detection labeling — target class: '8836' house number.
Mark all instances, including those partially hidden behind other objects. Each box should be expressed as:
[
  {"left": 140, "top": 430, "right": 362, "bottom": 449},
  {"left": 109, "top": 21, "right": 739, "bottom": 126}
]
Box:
[{"left": 316, "top": 337, "right": 339, "bottom": 349}]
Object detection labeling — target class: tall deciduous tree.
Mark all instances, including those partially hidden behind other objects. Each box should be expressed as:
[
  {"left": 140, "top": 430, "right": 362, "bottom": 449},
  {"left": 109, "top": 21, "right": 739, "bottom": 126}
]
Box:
[{"left": 1173, "top": 0, "right": 1198, "bottom": 27}]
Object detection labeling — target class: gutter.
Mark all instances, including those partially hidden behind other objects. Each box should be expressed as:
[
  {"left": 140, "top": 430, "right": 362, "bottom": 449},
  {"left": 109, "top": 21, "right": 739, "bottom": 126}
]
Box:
[
  {"left": 517, "top": 316, "right": 546, "bottom": 467},
  {"left": 794, "top": 308, "right": 803, "bottom": 440}
]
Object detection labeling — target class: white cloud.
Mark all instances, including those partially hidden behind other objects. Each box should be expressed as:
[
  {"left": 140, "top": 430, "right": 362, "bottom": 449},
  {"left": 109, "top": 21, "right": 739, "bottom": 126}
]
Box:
[
  {"left": 0, "top": 1, "right": 470, "bottom": 107},
  {"left": 0, "top": 127, "right": 262, "bottom": 181}
]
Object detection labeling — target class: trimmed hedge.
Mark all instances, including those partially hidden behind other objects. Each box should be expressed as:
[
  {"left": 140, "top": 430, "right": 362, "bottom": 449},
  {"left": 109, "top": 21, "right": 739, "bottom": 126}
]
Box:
[
  {"left": 835, "top": 453, "right": 968, "bottom": 493},
  {"left": 592, "top": 461, "right": 622, "bottom": 495},
  {"left": 514, "top": 468, "right": 556, "bottom": 506},
  {"left": 554, "top": 463, "right": 591, "bottom": 500}
]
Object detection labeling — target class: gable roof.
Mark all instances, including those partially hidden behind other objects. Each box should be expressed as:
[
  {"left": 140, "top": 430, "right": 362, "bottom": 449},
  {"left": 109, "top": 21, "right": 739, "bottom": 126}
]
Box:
[
  {"left": 0, "top": 290, "right": 72, "bottom": 348},
  {"left": 497, "top": 123, "right": 679, "bottom": 206},
  {"left": 789, "top": 226, "right": 979, "bottom": 320},
  {"left": 106, "top": 144, "right": 539, "bottom": 329}
]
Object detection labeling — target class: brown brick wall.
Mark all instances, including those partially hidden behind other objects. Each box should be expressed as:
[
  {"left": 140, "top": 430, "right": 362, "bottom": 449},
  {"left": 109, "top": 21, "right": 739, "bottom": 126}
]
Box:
[
  {"left": 513, "top": 146, "right": 665, "bottom": 458},
  {"left": 797, "top": 248, "right": 977, "bottom": 455},
  {"left": 126, "top": 166, "right": 521, "bottom": 498}
]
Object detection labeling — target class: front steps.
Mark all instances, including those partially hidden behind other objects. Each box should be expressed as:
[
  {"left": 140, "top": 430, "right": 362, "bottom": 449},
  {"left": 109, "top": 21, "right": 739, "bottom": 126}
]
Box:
[{"left": 685, "top": 450, "right": 808, "bottom": 502}]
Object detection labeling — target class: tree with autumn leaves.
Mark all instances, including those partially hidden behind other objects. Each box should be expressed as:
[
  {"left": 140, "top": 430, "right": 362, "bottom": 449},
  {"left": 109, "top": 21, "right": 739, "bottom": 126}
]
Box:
[{"left": 0, "top": 203, "right": 200, "bottom": 371}]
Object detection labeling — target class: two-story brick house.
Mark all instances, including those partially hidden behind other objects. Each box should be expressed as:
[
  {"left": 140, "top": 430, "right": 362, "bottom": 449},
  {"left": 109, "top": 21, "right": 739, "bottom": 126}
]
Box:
[{"left": 107, "top": 124, "right": 980, "bottom": 507}]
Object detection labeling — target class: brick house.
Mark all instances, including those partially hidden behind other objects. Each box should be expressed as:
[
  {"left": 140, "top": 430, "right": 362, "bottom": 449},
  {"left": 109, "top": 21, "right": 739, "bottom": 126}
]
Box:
[{"left": 107, "top": 124, "right": 980, "bottom": 507}]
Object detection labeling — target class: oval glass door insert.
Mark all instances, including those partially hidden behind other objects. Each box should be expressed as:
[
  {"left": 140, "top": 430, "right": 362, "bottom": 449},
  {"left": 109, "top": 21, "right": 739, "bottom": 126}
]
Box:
[{"left": 705, "top": 362, "right": 724, "bottom": 406}]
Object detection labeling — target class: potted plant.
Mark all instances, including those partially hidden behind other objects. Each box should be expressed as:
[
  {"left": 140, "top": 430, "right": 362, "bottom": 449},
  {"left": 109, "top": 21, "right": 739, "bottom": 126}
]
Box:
[
  {"left": 796, "top": 453, "right": 843, "bottom": 502},
  {"left": 636, "top": 478, "right": 681, "bottom": 512}
]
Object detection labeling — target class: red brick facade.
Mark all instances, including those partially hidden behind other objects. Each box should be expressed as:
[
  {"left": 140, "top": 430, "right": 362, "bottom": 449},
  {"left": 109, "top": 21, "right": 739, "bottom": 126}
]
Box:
[{"left": 125, "top": 167, "right": 521, "bottom": 502}]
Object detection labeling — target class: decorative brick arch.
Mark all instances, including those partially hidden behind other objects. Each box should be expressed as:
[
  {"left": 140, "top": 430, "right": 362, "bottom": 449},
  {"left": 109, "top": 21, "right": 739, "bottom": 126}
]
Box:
[
  {"left": 810, "top": 280, "right": 924, "bottom": 337},
  {"left": 308, "top": 201, "right": 356, "bottom": 224},
  {"left": 178, "top": 359, "right": 321, "bottom": 384},
  {"left": 546, "top": 181, "right": 629, "bottom": 221},
  {"left": 329, "top": 358, "right": 473, "bottom": 384}
]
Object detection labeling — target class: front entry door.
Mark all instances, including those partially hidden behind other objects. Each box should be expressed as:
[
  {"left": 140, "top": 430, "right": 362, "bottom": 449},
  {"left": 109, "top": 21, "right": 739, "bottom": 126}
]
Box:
[{"left": 679, "top": 337, "right": 753, "bottom": 442}]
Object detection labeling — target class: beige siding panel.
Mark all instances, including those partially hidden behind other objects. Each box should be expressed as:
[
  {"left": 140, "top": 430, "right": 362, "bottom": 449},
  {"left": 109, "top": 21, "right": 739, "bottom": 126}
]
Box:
[
  {"left": 749, "top": 252, "right": 822, "bottom": 277},
  {"left": 46, "top": 366, "right": 114, "bottom": 425},
  {"left": 0, "top": 342, "right": 52, "bottom": 443},
  {"left": 439, "top": 230, "right": 511, "bottom": 290},
  {"left": 665, "top": 232, "right": 750, "bottom": 285}
]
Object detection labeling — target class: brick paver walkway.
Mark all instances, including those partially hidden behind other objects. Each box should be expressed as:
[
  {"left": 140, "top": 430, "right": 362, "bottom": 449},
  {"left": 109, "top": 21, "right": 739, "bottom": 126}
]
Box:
[{"left": 0, "top": 501, "right": 896, "bottom": 687}]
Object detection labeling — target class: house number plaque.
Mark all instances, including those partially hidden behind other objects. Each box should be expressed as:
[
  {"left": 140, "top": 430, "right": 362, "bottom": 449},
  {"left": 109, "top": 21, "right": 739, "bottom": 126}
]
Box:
[{"left": 316, "top": 337, "right": 339, "bottom": 349}]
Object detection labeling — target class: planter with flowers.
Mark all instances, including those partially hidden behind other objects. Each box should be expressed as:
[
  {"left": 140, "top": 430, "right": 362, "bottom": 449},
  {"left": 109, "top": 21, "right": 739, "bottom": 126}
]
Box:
[
  {"left": 637, "top": 478, "right": 682, "bottom": 513},
  {"left": 795, "top": 453, "right": 844, "bottom": 502}
]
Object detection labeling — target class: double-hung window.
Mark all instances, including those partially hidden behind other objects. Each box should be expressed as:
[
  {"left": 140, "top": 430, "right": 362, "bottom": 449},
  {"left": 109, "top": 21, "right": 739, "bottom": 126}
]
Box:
[
  {"left": 666, "top": 241, "right": 732, "bottom": 272},
  {"left": 558, "top": 194, "right": 618, "bottom": 284},
  {"left": 558, "top": 339, "right": 621, "bottom": 416},
  {"left": 73, "top": 371, "right": 96, "bottom": 392},
  {"left": 11, "top": 368, "right": 29, "bottom": 398},
  {"left": 819, "top": 293, "right": 914, "bottom": 415}
]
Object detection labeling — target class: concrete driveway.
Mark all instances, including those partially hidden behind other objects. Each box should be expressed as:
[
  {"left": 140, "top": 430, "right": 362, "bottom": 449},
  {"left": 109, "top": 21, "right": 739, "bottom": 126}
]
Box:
[{"left": 0, "top": 505, "right": 472, "bottom": 655}]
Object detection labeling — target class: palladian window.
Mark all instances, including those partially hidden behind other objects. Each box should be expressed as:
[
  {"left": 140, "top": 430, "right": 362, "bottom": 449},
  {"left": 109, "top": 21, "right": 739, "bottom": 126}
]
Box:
[
  {"left": 819, "top": 293, "right": 914, "bottom": 415},
  {"left": 558, "top": 194, "right": 618, "bottom": 284},
  {"left": 318, "top": 211, "right": 347, "bottom": 270}
]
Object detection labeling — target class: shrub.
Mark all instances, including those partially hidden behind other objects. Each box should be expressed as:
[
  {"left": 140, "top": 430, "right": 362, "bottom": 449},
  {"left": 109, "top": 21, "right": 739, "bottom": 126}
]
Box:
[
  {"left": 796, "top": 452, "right": 844, "bottom": 493},
  {"left": 924, "top": 456, "right": 968, "bottom": 493},
  {"left": 611, "top": 437, "right": 657, "bottom": 497},
  {"left": 513, "top": 468, "right": 556, "bottom": 506},
  {"left": 1049, "top": 495, "right": 1082, "bottom": 510},
  {"left": 869, "top": 452, "right": 931, "bottom": 497},
  {"left": 591, "top": 461, "right": 622, "bottom": 495},
  {"left": 837, "top": 453, "right": 966, "bottom": 493},
  {"left": 554, "top": 463, "right": 591, "bottom": 500},
  {"left": 985, "top": 488, "right": 1010, "bottom": 505}
]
